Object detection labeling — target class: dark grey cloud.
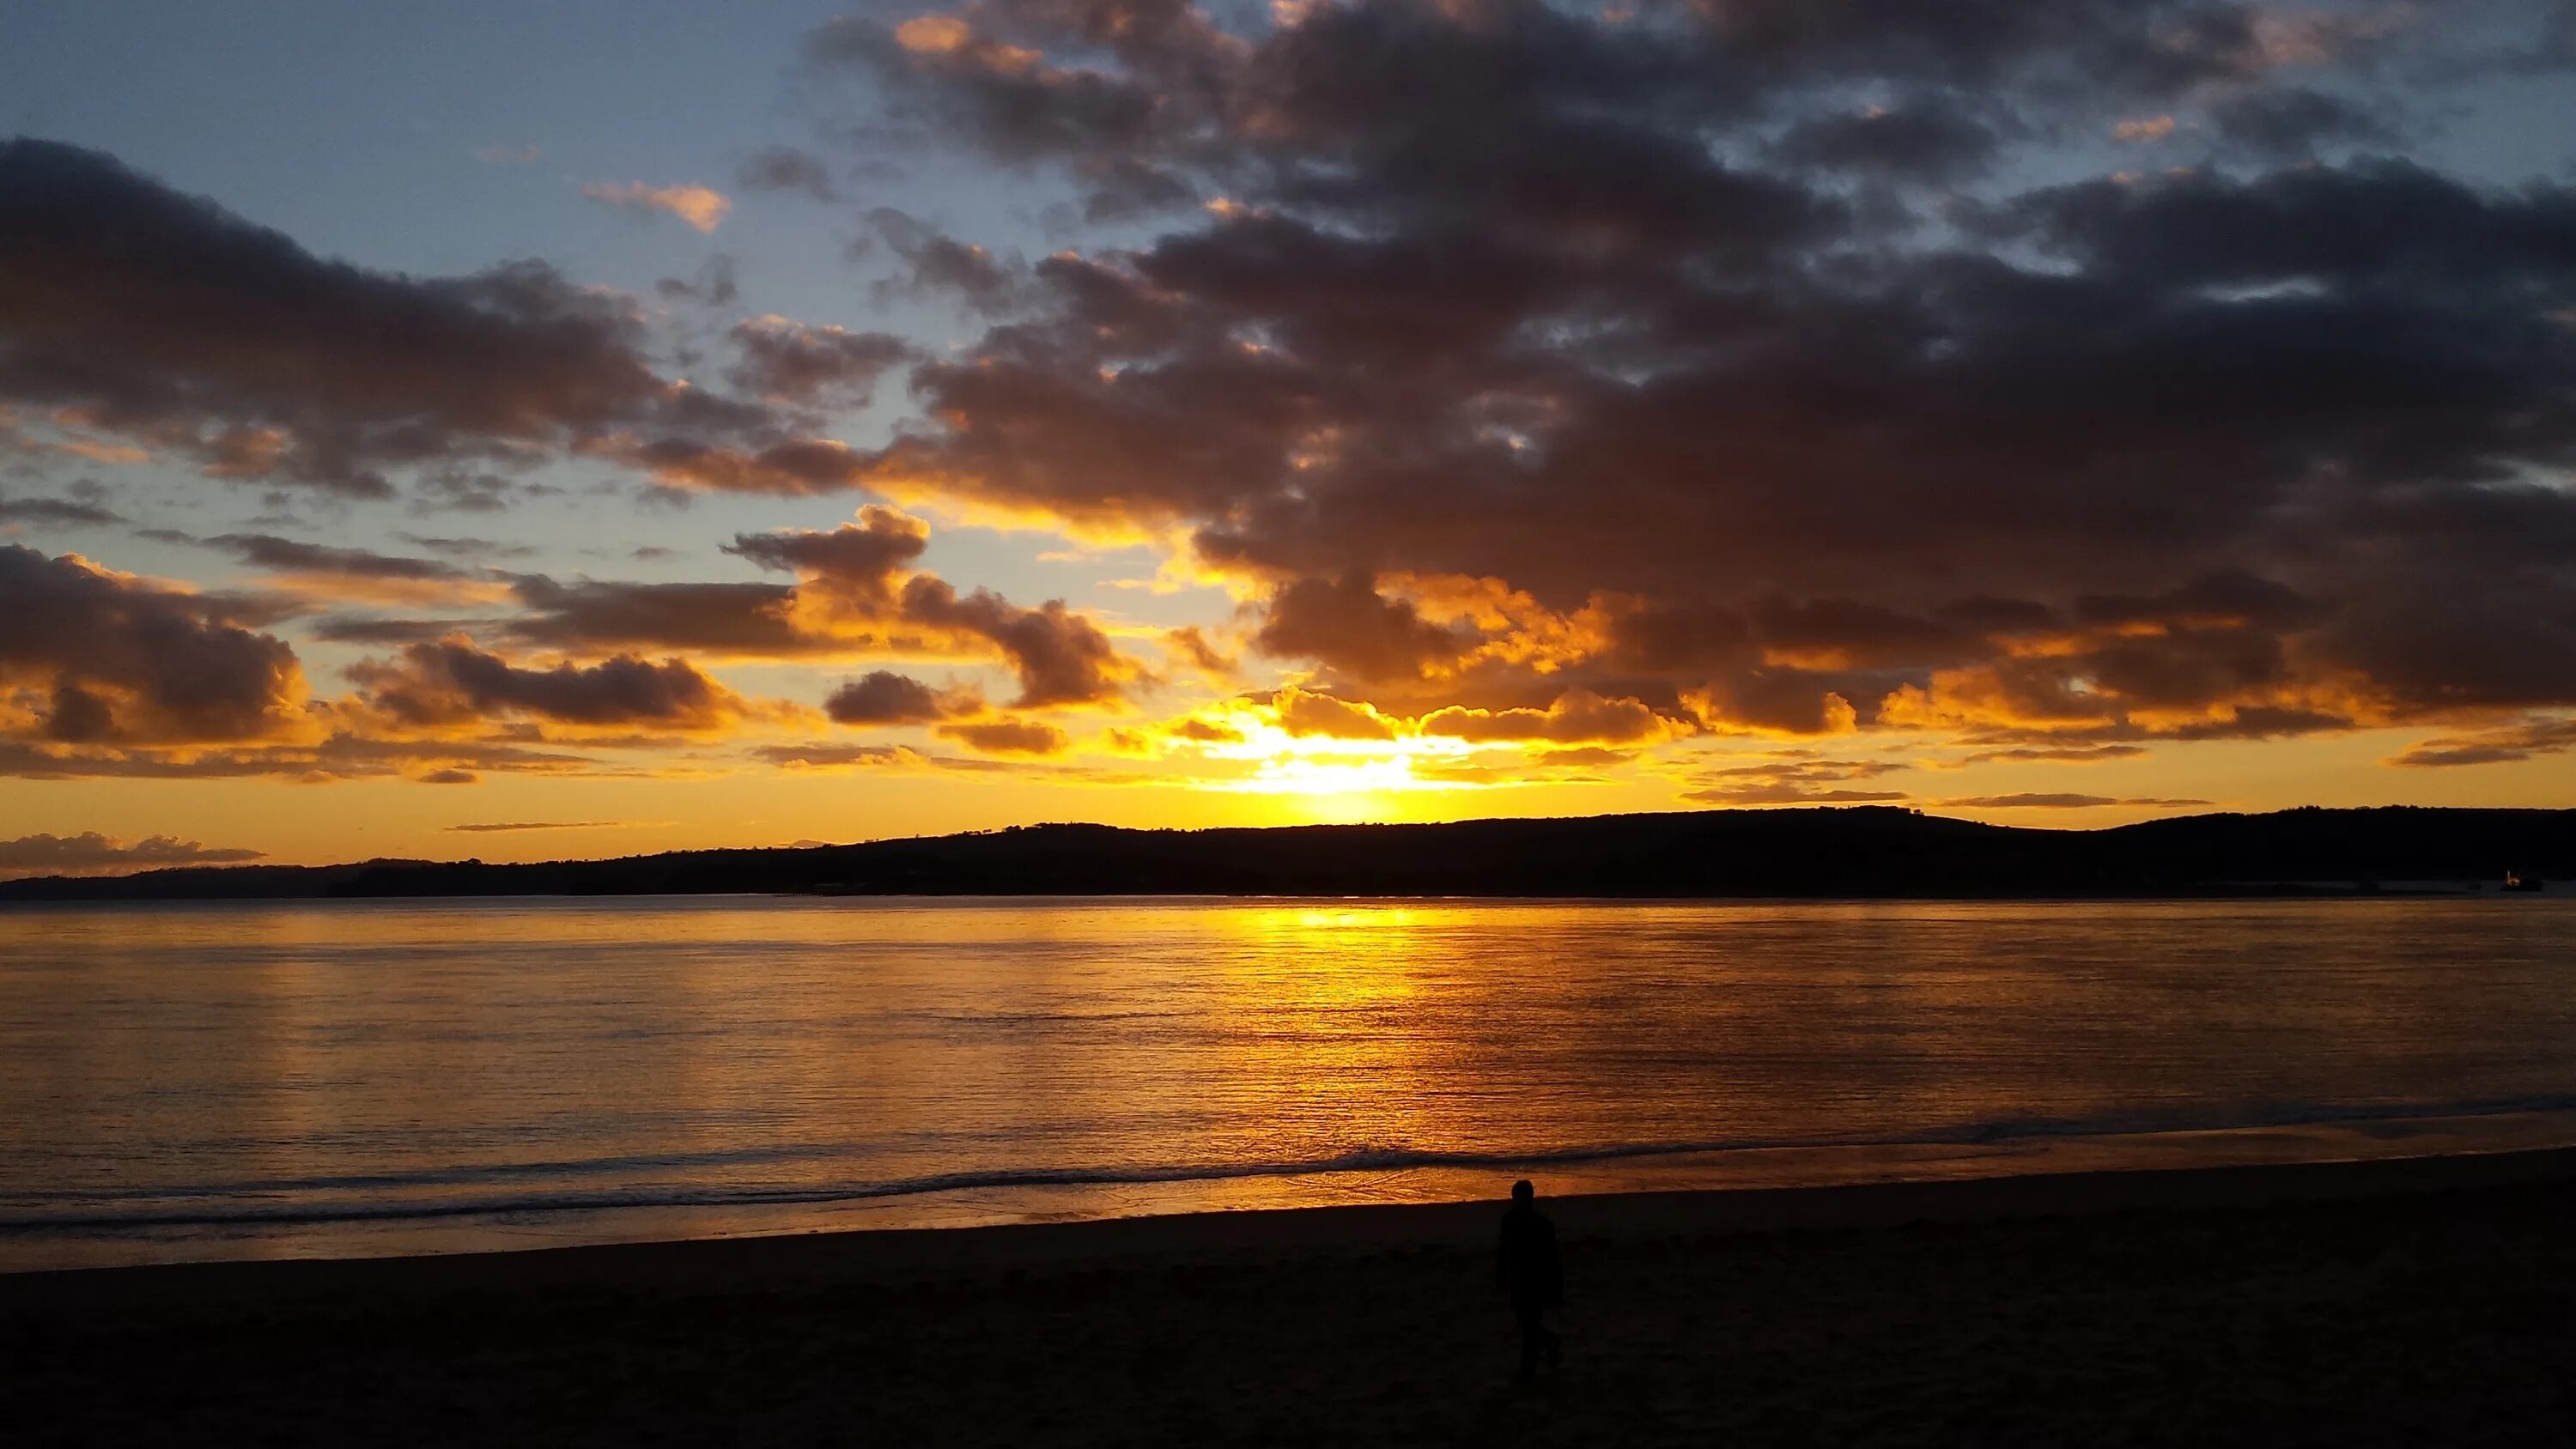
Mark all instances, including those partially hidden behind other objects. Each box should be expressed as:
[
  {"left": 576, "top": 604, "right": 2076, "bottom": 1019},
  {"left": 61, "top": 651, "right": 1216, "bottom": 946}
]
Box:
[
  {"left": 861, "top": 208, "right": 1030, "bottom": 314},
  {"left": 309, "top": 615, "right": 482, "bottom": 645},
  {"left": 0, "top": 139, "right": 673, "bottom": 495},
  {"left": 349, "top": 640, "right": 758, "bottom": 729},
  {"left": 2205, "top": 87, "right": 2402, "bottom": 158},
  {"left": 507, "top": 575, "right": 814, "bottom": 655},
  {"left": 736, "top": 145, "right": 841, "bottom": 201},
  {"left": 727, "top": 318, "right": 914, "bottom": 406},
  {"left": 724, "top": 503, "right": 928, "bottom": 603},
  {"left": 413, "top": 470, "right": 550, "bottom": 513},
  {"left": 654, "top": 254, "right": 741, "bottom": 307},
  {"left": 0, "top": 543, "right": 305, "bottom": 744},
  {"left": 1768, "top": 101, "right": 2011, "bottom": 182},
  {"left": 200, "top": 533, "right": 468, "bottom": 581},
  {"left": 771, "top": 0, "right": 2576, "bottom": 740},
  {"left": 896, "top": 576, "right": 1135, "bottom": 707},
  {"left": 397, "top": 532, "right": 538, "bottom": 562},
  {"left": 0, "top": 138, "right": 898, "bottom": 504},
  {"left": 726, "top": 506, "right": 1141, "bottom": 706},
  {"left": 1253, "top": 572, "right": 1472, "bottom": 683},
  {"left": 0, "top": 494, "right": 121, "bottom": 527},
  {"left": 825, "top": 669, "right": 982, "bottom": 725}
]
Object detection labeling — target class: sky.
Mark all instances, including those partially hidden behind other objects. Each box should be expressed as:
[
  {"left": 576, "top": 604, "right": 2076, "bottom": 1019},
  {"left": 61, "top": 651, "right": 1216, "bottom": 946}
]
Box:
[{"left": 3, "top": 0, "right": 2575, "bottom": 876}]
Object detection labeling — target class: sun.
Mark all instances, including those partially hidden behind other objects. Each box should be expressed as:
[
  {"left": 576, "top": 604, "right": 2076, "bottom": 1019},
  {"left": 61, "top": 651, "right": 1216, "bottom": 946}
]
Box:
[{"left": 1178, "top": 702, "right": 1498, "bottom": 797}]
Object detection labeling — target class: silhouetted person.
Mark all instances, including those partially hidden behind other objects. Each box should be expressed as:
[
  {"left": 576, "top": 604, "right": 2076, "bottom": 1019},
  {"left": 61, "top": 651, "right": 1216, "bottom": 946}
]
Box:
[{"left": 1497, "top": 1179, "right": 1562, "bottom": 1381}]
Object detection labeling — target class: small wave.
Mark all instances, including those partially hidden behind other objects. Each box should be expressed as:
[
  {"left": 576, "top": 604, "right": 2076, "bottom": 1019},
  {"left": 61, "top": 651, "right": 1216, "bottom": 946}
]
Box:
[{"left": 9, "top": 1092, "right": 2576, "bottom": 1236}]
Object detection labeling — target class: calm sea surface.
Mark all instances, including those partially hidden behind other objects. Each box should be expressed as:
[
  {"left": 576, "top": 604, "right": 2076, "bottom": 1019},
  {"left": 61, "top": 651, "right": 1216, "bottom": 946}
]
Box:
[{"left": 5, "top": 894, "right": 2575, "bottom": 1270}]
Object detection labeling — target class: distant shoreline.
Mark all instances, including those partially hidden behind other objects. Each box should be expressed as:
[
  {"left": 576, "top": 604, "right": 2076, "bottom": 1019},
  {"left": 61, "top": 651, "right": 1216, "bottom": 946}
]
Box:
[
  {"left": 0, "top": 882, "right": 2555, "bottom": 909},
  {"left": 12, "top": 1138, "right": 2575, "bottom": 1292},
  {"left": 2, "top": 804, "right": 2567, "bottom": 902}
]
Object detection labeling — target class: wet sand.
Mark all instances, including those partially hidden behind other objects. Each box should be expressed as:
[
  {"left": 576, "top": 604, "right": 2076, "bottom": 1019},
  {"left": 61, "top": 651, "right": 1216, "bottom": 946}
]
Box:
[{"left": 8, "top": 1149, "right": 2576, "bottom": 1446}]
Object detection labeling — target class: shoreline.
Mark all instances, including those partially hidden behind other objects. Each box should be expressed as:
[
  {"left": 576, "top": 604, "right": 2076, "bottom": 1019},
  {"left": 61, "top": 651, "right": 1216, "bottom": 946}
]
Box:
[
  {"left": 12, "top": 1143, "right": 2576, "bottom": 1445},
  {"left": 14, "top": 1140, "right": 2576, "bottom": 1303},
  {"left": 6, "top": 882, "right": 2558, "bottom": 907},
  {"left": 13, "top": 1106, "right": 2576, "bottom": 1280}
]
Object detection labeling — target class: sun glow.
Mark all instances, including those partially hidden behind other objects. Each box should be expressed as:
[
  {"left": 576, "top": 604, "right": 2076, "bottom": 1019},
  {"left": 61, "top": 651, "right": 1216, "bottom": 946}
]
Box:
[{"left": 1179, "top": 704, "right": 1494, "bottom": 796}]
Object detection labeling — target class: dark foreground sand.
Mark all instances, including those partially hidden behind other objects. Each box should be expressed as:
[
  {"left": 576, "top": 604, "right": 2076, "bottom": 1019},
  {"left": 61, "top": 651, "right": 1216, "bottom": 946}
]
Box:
[{"left": 8, "top": 1150, "right": 2576, "bottom": 1446}]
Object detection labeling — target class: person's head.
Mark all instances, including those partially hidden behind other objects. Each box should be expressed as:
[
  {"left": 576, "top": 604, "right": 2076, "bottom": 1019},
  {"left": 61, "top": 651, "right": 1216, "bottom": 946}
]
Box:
[{"left": 1511, "top": 1179, "right": 1534, "bottom": 1203}]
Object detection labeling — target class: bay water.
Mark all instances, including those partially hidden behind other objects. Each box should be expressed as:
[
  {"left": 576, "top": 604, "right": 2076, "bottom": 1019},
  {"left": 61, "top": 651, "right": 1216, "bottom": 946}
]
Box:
[{"left": 4, "top": 894, "right": 2573, "bottom": 1270}]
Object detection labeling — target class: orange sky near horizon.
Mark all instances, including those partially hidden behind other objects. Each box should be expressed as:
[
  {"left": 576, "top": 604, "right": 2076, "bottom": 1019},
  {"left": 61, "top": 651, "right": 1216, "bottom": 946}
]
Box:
[{"left": 5, "top": 716, "right": 2570, "bottom": 875}]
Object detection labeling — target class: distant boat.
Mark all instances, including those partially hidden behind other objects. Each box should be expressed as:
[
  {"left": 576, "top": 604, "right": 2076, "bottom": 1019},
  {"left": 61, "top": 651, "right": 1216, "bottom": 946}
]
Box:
[{"left": 2503, "top": 870, "right": 2545, "bottom": 893}]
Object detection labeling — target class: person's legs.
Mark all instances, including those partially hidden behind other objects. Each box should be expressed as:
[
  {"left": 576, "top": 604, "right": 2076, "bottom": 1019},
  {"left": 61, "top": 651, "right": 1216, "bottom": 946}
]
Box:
[{"left": 1513, "top": 1302, "right": 1558, "bottom": 1380}]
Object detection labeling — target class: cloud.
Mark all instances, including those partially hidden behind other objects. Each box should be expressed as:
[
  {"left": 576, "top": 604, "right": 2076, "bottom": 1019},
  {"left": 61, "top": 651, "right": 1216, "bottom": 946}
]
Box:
[
  {"left": 349, "top": 640, "right": 773, "bottom": 732},
  {"left": 1956, "top": 744, "right": 2153, "bottom": 766},
  {"left": 1166, "top": 716, "right": 1244, "bottom": 745},
  {"left": 0, "top": 544, "right": 307, "bottom": 745},
  {"left": 724, "top": 503, "right": 930, "bottom": 597},
  {"left": 825, "top": 670, "right": 982, "bottom": 725},
  {"left": 12, "top": 7, "right": 2573, "bottom": 803},
  {"left": 726, "top": 506, "right": 1142, "bottom": 706},
  {"left": 486, "top": 507, "right": 1147, "bottom": 712},
  {"left": 506, "top": 573, "right": 817, "bottom": 654},
  {"left": 0, "top": 731, "right": 616, "bottom": 784},
  {"left": 2207, "top": 87, "right": 2399, "bottom": 158},
  {"left": 396, "top": 533, "right": 538, "bottom": 562},
  {"left": 655, "top": 255, "right": 740, "bottom": 307},
  {"left": 934, "top": 717, "right": 1071, "bottom": 755},
  {"left": 727, "top": 318, "right": 913, "bottom": 406},
  {"left": 581, "top": 180, "right": 732, "bottom": 233},
  {"left": 622, "top": 436, "right": 874, "bottom": 497},
  {"left": 895, "top": 578, "right": 1137, "bottom": 707},
  {"left": 443, "top": 821, "right": 632, "bottom": 833},
  {"left": 1267, "top": 687, "right": 1399, "bottom": 741},
  {"left": 1160, "top": 625, "right": 1237, "bottom": 680},
  {"left": 751, "top": 742, "right": 922, "bottom": 769},
  {"left": 0, "top": 831, "right": 264, "bottom": 878},
  {"left": 861, "top": 208, "right": 1029, "bottom": 314},
  {"left": 0, "top": 139, "right": 799, "bottom": 498},
  {"left": 1417, "top": 689, "right": 1681, "bottom": 746},
  {"left": 1254, "top": 573, "right": 1472, "bottom": 683},
  {"left": 734, "top": 145, "right": 838, "bottom": 201},
  {"left": 1937, "top": 794, "right": 2213, "bottom": 809},
  {"left": 1769, "top": 102, "right": 2008, "bottom": 181},
  {"left": 2385, "top": 716, "right": 2576, "bottom": 768},
  {"left": 0, "top": 494, "right": 121, "bottom": 527},
  {"left": 766, "top": 2, "right": 2576, "bottom": 757},
  {"left": 200, "top": 533, "right": 466, "bottom": 581},
  {"left": 749, "top": 740, "right": 1048, "bottom": 773}
]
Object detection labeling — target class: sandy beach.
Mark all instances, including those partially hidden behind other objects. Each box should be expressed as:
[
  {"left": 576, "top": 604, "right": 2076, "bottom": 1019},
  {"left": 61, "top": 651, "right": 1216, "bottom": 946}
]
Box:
[{"left": 7, "top": 1149, "right": 2575, "bottom": 1446}]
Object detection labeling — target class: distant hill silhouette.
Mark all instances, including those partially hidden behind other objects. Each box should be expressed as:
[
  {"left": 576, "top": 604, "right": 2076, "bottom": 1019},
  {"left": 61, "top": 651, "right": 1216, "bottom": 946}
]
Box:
[{"left": 3, "top": 806, "right": 2569, "bottom": 903}]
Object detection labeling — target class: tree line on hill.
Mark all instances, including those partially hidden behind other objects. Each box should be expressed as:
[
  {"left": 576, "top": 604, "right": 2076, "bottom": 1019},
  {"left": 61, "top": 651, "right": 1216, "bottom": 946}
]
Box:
[{"left": 1, "top": 806, "right": 2567, "bottom": 902}]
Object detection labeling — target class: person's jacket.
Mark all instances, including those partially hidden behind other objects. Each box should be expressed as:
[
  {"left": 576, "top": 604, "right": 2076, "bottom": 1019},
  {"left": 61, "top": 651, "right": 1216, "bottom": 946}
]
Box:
[{"left": 1497, "top": 1203, "right": 1563, "bottom": 1309}]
